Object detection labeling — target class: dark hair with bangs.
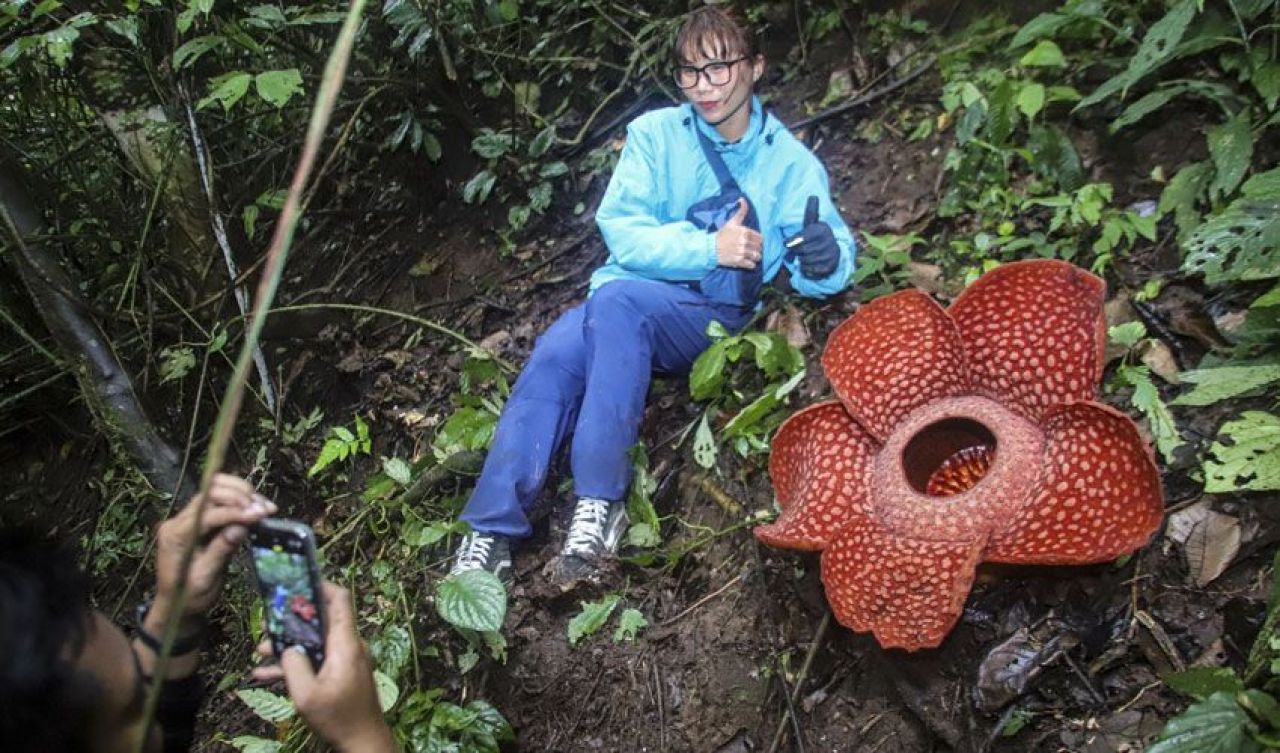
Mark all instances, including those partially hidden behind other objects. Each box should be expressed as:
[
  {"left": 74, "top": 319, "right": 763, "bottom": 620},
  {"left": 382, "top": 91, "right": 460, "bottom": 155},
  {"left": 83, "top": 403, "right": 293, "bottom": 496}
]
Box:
[
  {"left": 0, "top": 527, "right": 99, "bottom": 753},
  {"left": 674, "top": 6, "right": 757, "bottom": 65}
]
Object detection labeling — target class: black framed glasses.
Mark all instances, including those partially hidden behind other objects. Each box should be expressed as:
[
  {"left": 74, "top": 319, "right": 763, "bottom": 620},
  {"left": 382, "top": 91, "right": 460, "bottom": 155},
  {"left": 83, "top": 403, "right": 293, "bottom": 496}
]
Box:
[{"left": 673, "top": 56, "right": 749, "bottom": 89}]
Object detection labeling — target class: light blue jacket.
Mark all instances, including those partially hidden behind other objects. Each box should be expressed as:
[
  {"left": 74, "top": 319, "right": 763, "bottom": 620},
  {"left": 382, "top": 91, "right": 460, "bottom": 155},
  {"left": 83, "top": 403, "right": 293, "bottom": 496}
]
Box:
[{"left": 591, "top": 97, "right": 856, "bottom": 299}]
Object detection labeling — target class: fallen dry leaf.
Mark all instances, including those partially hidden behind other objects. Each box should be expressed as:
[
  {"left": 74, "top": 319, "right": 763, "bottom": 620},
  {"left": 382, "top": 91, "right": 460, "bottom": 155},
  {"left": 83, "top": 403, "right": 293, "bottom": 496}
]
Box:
[
  {"left": 1139, "top": 340, "right": 1180, "bottom": 383},
  {"left": 765, "top": 306, "right": 810, "bottom": 349},
  {"left": 1167, "top": 500, "right": 1240, "bottom": 586}
]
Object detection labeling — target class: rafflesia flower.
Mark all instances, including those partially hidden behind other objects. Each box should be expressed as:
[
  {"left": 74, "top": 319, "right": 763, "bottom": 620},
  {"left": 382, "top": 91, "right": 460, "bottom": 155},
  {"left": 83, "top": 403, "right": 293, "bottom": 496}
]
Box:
[{"left": 755, "top": 260, "right": 1164, "bottom": 651}]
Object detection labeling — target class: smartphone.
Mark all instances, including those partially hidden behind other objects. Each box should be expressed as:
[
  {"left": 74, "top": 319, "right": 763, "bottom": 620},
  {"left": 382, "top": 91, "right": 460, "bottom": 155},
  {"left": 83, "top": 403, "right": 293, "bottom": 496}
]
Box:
[{"left": 248, "top": 519, "right": 326, "bottom": 668}]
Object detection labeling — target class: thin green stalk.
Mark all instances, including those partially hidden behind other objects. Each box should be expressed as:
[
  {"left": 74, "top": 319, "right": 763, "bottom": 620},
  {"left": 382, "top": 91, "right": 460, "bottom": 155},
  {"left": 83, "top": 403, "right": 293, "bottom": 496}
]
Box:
[
  {"left": 264, "top": 302, "right": 512, "bottom": 372},
  {"left": 134, "top": 2, "right": 369, "bottom": 748},
  {"left": 0, "top": 301, "right": 63, "bottom": 366}
]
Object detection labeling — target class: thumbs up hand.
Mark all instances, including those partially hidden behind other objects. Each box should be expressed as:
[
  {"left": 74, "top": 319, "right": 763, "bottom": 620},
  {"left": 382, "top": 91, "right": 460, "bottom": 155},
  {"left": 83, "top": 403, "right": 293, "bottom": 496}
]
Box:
[
  {"left": 716, "top": 197, "right": 763, "bottom": 270},
  {"left": 784, "top": 195, "right": 839, "bottom": 280}
]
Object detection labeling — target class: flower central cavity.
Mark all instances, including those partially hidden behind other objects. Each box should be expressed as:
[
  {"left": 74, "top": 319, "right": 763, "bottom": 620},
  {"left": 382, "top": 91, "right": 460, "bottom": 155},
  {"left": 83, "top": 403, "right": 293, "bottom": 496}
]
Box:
[{"left": 901, "top": 418, "right": 997, "bottom": 497}]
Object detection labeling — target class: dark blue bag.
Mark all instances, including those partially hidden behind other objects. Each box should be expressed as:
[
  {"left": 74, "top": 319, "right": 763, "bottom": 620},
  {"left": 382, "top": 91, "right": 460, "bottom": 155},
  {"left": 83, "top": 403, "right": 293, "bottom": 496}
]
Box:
[{"left": 684, "top": 128, "right": 763, "bottom": 308}]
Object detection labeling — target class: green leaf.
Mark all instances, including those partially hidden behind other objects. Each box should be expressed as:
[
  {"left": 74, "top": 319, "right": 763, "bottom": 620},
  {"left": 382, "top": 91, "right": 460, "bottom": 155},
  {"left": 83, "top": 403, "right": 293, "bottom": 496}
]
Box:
[
  {"left": 158, "top": 346, "right": 196, "bottom": 384},
  {"left": 242, "top": 203, "right": 260, "bottom": 239},
  {"left": 1165, "top": 667, "right": 1244, "bottom": 701},
  {"left": 1077, "top": 0, "right": 1198, "bottom": 109},
  {"left": 104, "top": 16, "right": 140, "bottom": 45},
  {"left": 540, "top": 161, "right": 569, "bottom": 179},
  {"left": 198, "top": 71, "right": 251, "bottom": 111},
  {"left": 371, "top": 623, "right": 412, "bottom": 678},
  {"left": 1173, "top": 362, "right": 1280, "bottom": 406},
  {"left": 693, "top": 413, "right": 717, "bottom": 470},
  {"left": 229, "top": 737, "right": 282, "bottom": 753},
  {"left": 1109, "top": 321, "right": 1147, "bottom": 349},
  {"left": 422, "top": 131, "right": 442, "bottom": 162},
  {"left": 382, "top": 457, "right": 413, "bottom": 486},
  {"left": 1253, "top": 62, "right": 1280, "bottom": 111},
  {"left": 1027, "top": 124, "right": 1085, "bottom": 191},
  {"left": 689, "top": 341, "right": 727, "bottom": 401},
  {"left": 1110, "top": 85, "right": 1188, "bottom": 133},
  {"left": 471, "top": 129, "right": 513, "bottom": 159},
  {"left": 1019, "top": 40, "right": 1066, "bottom": 67},
  {"left": 462, "top": 170, "right": 497, "bottom": 204},
  {"left": 1159, "top": 161, "right": 1211, "bottom": 242},
  {"left": 1204, "top": 411, "right": 1280, "bottom": 493},
  {"left": 255, "top": 69, "right": 303, "bottom": 109},
  {"left": 308, "top": 438, "right": 344, "bottom": 477},
  {"left": 432, "top": 405, "right": 497, "bottom": 458},
  {"left": 173, "top": 34, "right": 223, "bottom": 69},
  {"left": 236, "top": 688, "right": 297, "bottom": 723},
  {"left": 436, "top": 570, "right": 507, "bottom": 632},
  {"left": 567, "top": 594, "right": 620, "bottom": 646},
  {"left": 1010, "top": 12, "right": 1069, "bottom": 48},
  {"left": 1183, "top": 168, "right": 1280, "bottom": 284},
  {"left": 1240, "top": 689, "right": 1280, "bottom": 730},
  {"left": 1148, "top": 692, "right": 1260, "bottom": 753},
  {"left": 374, "top": 669, "right": 400, "bottom": 712},
  {"left": 722, "top": 389, "right": 780, "bottom": 439},
  {"left": 497, "top": 0, "right": 519, "bottom": 21},
  {"left": 613, "top": 608, "right": 648, "bottom": 642},
  {"left": 528, "top": 125, "right": 555, "bottom": 158},
  {"left": 1122, "top": 365, "right": 1183, "bottom": 463},
  {"left": 1016, "top": 83, "right": 1045, "bottom": 120},
  {"left": 1208, "top": 113, "right": 1254, "bottom": 200}
]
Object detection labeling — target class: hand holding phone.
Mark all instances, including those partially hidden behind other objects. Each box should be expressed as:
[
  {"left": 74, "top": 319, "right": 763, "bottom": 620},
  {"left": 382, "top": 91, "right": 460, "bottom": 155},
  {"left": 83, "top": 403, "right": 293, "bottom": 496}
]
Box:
[
  {"left": 251, "top": 583, "right": 397, "bottom": 753},
  {"left": 248, "top": 519, "right": 326, "bottom": 667}
]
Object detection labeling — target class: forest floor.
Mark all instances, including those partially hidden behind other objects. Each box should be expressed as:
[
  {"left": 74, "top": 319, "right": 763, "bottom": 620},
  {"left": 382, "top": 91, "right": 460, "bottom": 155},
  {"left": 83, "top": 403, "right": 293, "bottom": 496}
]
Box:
[{"left": 5, "top": 17, "right": 1274, "bottom": 753}]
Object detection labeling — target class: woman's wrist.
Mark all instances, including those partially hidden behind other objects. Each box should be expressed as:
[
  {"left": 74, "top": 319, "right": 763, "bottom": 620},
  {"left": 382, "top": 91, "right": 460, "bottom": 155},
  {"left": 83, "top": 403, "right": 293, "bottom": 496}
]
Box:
[{"left": 333, "top": 722, "right": 397, "bottom": 753}]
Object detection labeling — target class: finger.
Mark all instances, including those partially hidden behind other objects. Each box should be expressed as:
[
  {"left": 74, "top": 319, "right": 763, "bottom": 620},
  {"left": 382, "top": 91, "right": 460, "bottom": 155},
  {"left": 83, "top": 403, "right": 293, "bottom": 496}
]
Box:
[
  {"left": 804, "top": 195, "right": 819, "bottom": 226},
  {"left": 281, "top": 645, "right": 318, "bottom": 691},
  {"left": 191, "top": 523, "right": 251, "bottom": 580},
  {"left": 199, "top": 504, "right": 273, "bottom": 539},
  {"left": 256, "top": 638, "right": 274, "bottom": 659},
  {"left": 727, "top": 197, "right": 748, "bottom": 226},
  {"left": 251, "top": 664, "right": 286, "bottom": 683},
  {"left": 319, "top": 582, "right": 361, "bottom": 660}
]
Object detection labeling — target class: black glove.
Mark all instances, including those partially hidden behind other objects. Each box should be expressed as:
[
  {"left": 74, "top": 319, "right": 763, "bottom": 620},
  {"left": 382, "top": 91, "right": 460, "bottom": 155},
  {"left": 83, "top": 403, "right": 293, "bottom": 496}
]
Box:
[{"left": 785, "top": 195, "right": 840, "bottom": 280}]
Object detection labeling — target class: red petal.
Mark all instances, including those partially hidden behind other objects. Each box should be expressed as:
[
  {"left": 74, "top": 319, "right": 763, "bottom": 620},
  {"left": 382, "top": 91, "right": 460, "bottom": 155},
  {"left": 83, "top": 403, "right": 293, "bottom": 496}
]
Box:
[
  {"left": 986, "top": 401, "right": 1164, "bottom": 564},
  {"left": 823, "top": 290, "right": 969, "bottom": 441},
  {"left": 948, "top": 260, "right": 1106, "bottom": 423},
  {"left": 822, "top": 513, "right": 985, "bottom": 651},
  {"left": 756, "top": 402, "right": 877, "bottom": 551}
]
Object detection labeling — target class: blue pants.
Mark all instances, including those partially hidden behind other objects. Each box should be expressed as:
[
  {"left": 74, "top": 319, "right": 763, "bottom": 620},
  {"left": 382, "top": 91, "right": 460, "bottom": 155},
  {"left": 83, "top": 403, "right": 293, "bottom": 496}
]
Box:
[{"left": 460, "top": 280, "right": 752, "bottom": 539}]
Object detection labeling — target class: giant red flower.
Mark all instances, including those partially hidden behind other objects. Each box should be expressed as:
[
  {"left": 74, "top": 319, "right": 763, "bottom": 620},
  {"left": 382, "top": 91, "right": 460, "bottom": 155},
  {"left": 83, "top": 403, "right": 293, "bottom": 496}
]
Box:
[{"left": 756, "top": 260, "right": 1164, "bottom": 651}]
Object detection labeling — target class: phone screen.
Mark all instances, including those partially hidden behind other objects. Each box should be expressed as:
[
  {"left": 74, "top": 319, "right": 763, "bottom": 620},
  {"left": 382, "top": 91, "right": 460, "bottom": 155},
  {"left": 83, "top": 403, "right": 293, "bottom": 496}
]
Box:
[{"left": 250, "top": 540, "right": 324, "bottom": 663}]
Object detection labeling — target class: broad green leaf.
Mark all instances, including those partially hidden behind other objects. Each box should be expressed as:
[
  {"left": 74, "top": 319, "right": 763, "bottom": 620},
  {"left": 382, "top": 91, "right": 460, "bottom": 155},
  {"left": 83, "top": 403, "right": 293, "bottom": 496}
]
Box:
[
  {"left": 1015, "top": 82, "right": 1045, "bottom": 120},
  {"left": 246, "top": 4, "right": 287, "bottom": 27},
  {"left": 1027, "top": 124, "right": 1085, "bottom": 191},
  {"left": 1108, "top": 321, "right": 1147, "bottom": 349},
  {"left": 242, "top": 204, "right": 260, "bottom": 239},
  {"left": 1123, "top": 365, "right": 1183, "bottom": 463},
  {"left": 625, "top": 444, "right": 661, "bottom": 548},
  {"left": 462, "top": 170, "right": 496, "bottom": 204},
  {"left": 401, "top": 517, "right": 452, "bottom": 548},
  {"left": 471, "top": 129, "right": 513, "bottom": 159},
  {"left": 1183, "top": 168, "right": 1280, "bottom": 284},
  {"left": 255, "top": 68, "right": 303, "bottom": 108},
  {"left": 689, "top": 341, "right": 727, "bottom": 401},
  {"left": 104, "top": 16, "right": 140, "bottom": 45},
  {"left": 374, "top": 669, "right": 400, "bottom": 712},
  {"left": 693, "top": 413, "right": 717, "bottom": 470},
  {"left": 229, "top": 737, "right": 281, "bottom": 753},
  {"left": 1164, "top": 667, "right": 1244, "bottom": 700},
  {"left": 1173, "top": 362, "right": 1280, "bottom": 406},
  {"left": 497, "top": 0, "right": 519, "bottom": 21},
  {"left": 173, "top": 34, "right": 223, "bottom": 69},
  {"left": 432, "top": 405, "right": 497, "bottom": 458},
  {"left": 1253, "top": 283, "right": 1280, "bottom": 309},
  {"left": 236, "top": 688, "right": 296, "bottom": 723},
  {"left": 722, "top": 389, "right": 780, "bottom": 439},
  {"left": 1253, "top": 62, "right": 1280, "bottom": 111},
  {"left": 540, "top": 161, "right": 569, "bottom": 179},
  {"left": 290, "top": 11, "right": 346, "bottom": 24},
  {"left": 1110, "top": 85, "right": 1188, "bottom": 133},
  {"left": 422, "top": 131, "right": 442, "bottom": 161},
  {"left": 567, "top": 594, "right": 620, "bottom": 646},
  {"left": 1204, "top": 411, "right": 1280, "bottom": 493},
  {"left": 1010, "top": 12, "right": 1069, "bottom": 48},
  {"left": 528, "top": 125, "right": 555, "bottom": 158},
  {"left": 308, "top": 439, "right": 344, "bottom": 477},
  {"left": 986, "top": 78, "right": 1019, "bottom": 145},
  {"left": 613, "top": 608, "right": 648, "bottom": 642},
  {"left": 436, "top": 569, "right": 507, "bottom": 632},
  {"left": 198, "top": 71, "right": 251, "bottom": 111},
  {"left": 1019, "top": 40, "right": 1065, "bottom": 67},
  {"left": 382, "top": 457, "right": 412, "bottom": 486},
  {"left": 371, "top": 624, "right": 412, "bottom": 678},
  {"left": 1147, "top": 692, "right": 1260, "bottom": 753},
  {"left": 1077, "top": 0, "right": 1198, "bottom": 110},
  {"left": 1207, "top": 114, "right": 1254, "bottom": 200},
  {"left": 1159, "top": 161, "right": 1211, "bottom": 241},
  {"left": 159, "top": 346, "right": 196, "bottom": 384}
]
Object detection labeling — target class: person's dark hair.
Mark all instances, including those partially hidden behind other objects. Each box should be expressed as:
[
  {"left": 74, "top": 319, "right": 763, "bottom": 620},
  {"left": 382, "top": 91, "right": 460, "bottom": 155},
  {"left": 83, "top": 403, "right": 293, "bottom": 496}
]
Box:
[
  {"left": 674, "top": 6, "right": 758, "bottom": 64},
  {"left": 0, "top": 527, "right": 99, "bottom": 753}
]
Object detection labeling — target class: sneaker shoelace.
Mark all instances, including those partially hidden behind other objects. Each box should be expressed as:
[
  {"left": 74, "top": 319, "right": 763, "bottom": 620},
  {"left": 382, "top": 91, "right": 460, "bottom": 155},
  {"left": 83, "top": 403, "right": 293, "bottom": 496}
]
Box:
[
  {"left": 453, "top": 533, "right": 494, "bottom": 572},
  {"left": 564, "top": 499, "right": 611, "bottom": 556}
]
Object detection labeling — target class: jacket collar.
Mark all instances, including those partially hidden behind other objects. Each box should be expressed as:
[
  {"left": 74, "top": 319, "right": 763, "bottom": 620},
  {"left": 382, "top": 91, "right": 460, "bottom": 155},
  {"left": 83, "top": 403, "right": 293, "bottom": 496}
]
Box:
[{"left": 688, "top": 96, "right": 775, "bottom": 153}]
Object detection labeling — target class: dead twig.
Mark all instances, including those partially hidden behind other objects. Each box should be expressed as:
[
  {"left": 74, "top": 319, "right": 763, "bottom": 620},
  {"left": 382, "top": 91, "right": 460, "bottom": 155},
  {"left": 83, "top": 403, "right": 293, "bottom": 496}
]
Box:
[
  {"left": 766, "top": 609, "right": 833, "bottom": 753},
  {"left": 690, "top": 473, "right": 744, "bottom": 516},
  {"left": 660, "top": 570, "right": 749, "bottom": 627}
]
